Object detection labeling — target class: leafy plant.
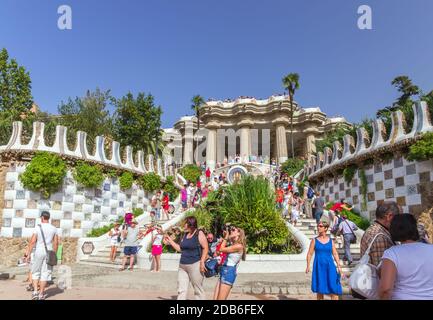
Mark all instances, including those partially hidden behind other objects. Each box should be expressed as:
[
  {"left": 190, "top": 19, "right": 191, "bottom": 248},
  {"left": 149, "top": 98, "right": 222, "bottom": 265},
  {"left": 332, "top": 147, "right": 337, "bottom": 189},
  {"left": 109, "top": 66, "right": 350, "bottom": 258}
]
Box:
[
  {"left": 189, "top": 209, "right": 213, "bottom": 232},
  {"left": 359, "top": 169, "right": 368, "bottom": 210},
  {"left": 74, "top": 161, "right": 104, "bottom": 188},
  {"left": 343, "top": 165, "right": 357, "bottom": 185},
  {"left": 407, "top": 132, "right": 433, "bottom": 161},
  {"left": 280, "top": 158, "right": 305, "bottom": 177},
  {"left": 105, "top": 169, "right": 118, "bottom": 179},
  {"left": 139, "top": 172, "right": 161, "bottom": 192},
  {"left": 217, "top": 176, "right": 296, "bottom": 254},
  {"left": 119, "top": 171, "right": 134, "bottom": 190},
  {"left": 19, "top": 152, "right": 67, "bottom": 198},
  {"left": 179, "top": 164, "right": 201, "bottom": 183},
  {"left": 87, "top": 208, "right": 144, "bottom": 237},
  {"left": 341, "top": 208, "right": 370, "bottom": 230},
  {"left": 162, "top": 176, "right": 179, "bottom": 201}
]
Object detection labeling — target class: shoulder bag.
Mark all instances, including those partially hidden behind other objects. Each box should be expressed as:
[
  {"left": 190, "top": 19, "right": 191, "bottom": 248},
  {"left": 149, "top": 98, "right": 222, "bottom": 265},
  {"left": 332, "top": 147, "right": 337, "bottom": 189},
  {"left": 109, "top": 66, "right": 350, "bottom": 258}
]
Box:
[
  {"left": 344, "top": 220, "right": 358, "bottom": 244},
  {"left": 39, "top": 224, "right": 57, "bottom": 266},
  {"left": 348, "top": 233, "right": 388, "bottom": 299}
]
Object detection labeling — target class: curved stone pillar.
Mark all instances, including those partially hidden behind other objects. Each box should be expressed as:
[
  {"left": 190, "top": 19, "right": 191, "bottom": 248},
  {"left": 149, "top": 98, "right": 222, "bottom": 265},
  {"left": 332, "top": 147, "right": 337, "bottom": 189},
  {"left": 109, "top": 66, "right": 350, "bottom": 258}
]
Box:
[
  {"left": 331, "top": 141, "right": 342, "bottom": 163},
  {"left": 415, "top": 101, "right": 433, "bottom": 133},
  {"left": 147, "top": 155, "right": 155, "bottom": 172},
  {"left": 110, "top": 141, "right": 122, "bottom": 166},
  {"left": 388, "top": 110, "right": 406, "bottom": 144},
  {"left": 52, "top": 125, "right": 67, "bottom": 154},
  {"left": 157, "top": 158, "right": 163, "bottom": 176},
  {"left": 76, "top": 131, "right": 88, "bottom": 159},
  {"left": 4, "top": 121, "right": 23, "bottom": 150},
  {"left": 354, "top": 127, "right": 370, "bottom": 155},
  {"left": 137, "top": 151, "right": 147, "bottom": 173},
  {"left": 341, "top": 134, "right": 355, "bottom": 160},
  {"left": 94, "top": 136, "right": 106, "bottom": 162},
  {"left": 370, "top": 119, "right": 386, "bottom": 149},
  {"left": 124, "top": 146, "right": 134, "bottom": 170},
  {"left": 323, "top": 147, "right": 333, "bottom": 167}
]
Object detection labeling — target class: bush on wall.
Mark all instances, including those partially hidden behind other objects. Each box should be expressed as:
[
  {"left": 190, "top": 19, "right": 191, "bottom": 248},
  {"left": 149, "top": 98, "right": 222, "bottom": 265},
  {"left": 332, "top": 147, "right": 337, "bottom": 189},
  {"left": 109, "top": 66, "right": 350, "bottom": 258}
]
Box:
[
  {"left": 119, "top": 172, "right": 134, "bottom": 190},
  {"left": 179, "top": 164, "right": 201, "bottom": 183},
  {"left": 139, "top": 172, "right": 161, "bottom": 192},
  {"left": 74, "top": 161, "right": 105, "bottom": 188},
  {"left": 19, "top": 151, "right": 67, "bottom": 198},
  {"left": 280, "top": 158, "right": 305, "bottom": 177},
  {"left": 162, "top": 175, "right": 179, "bottom": 201},
  {"left": 343, "top": 165, "right": 357, "bottom": 185},
  {"left": 407, "top": 132, "right": 433, "bottom": 161}
]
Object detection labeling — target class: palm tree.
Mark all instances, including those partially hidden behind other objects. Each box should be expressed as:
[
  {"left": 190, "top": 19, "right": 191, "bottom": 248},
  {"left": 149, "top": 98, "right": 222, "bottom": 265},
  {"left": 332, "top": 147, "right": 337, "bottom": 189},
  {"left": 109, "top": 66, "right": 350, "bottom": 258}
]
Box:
[
  {"left": 282, "top": 73, "right": 300, "bottom": 159},
  {"left": 191, "top": 95, "right": 205, "bottom": 164}
]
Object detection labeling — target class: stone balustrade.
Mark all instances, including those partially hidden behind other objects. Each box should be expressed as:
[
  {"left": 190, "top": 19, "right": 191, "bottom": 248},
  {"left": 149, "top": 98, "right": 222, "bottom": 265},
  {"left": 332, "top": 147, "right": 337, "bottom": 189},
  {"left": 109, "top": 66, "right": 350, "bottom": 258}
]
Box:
[
  {"left": 306, "top": 101, "right": 433, "bottom": 179},
  {"left": 0, "top": 121, "right": 174, "bottom": 178}
]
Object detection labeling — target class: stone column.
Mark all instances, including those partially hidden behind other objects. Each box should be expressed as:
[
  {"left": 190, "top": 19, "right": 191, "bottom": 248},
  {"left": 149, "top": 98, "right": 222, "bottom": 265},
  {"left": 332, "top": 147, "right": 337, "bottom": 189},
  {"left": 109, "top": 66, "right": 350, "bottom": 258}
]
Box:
[
  {"left": 305, "top": 133, "right": 316, "bottom": 157},
  {"left": 183, "top": 120, "right": 194, "bottom": 164},
  {"left": 276, "top": 123, "right": 288, "bottom": 164},
  {"left": 206, "top": 127, "right": 217, "bottom": 171},
  {"left": 240, "top": 126, "right": 251, "bottom": 162}
]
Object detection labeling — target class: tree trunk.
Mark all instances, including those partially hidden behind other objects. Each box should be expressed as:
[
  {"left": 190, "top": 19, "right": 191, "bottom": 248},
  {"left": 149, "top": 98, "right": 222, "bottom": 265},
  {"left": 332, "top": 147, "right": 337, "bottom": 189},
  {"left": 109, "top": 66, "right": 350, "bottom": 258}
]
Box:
[{"left": 289, "top": 93, "right": 295, "bottom": 158}]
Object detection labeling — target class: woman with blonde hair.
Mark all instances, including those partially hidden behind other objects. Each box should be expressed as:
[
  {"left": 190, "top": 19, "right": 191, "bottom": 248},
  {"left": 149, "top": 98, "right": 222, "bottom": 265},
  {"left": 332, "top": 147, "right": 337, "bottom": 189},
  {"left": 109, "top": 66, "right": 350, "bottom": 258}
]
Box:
[
  {"left": 213, "top": 226, "right": 246, "bottom": 300},
  {"left": 306, "top": 220, "right": 343, "bottom": 300}
]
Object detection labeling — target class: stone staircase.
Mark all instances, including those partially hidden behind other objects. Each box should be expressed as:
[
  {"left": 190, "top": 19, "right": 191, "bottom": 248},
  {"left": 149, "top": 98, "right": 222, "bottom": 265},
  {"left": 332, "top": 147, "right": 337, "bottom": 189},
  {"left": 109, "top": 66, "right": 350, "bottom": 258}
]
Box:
[
  {"left": 78, "top": 219, "right": 174, "bottom": 269},
  {"left": 296, "top": 217, "right": 360, "bottom": 294}
]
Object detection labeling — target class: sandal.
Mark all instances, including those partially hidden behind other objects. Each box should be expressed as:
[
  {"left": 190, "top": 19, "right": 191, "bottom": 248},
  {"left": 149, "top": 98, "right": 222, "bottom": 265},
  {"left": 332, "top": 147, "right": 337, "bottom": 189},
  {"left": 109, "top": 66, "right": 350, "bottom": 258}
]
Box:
[{"left": 26, "top": 284, "right": 34, "bottom": 292}]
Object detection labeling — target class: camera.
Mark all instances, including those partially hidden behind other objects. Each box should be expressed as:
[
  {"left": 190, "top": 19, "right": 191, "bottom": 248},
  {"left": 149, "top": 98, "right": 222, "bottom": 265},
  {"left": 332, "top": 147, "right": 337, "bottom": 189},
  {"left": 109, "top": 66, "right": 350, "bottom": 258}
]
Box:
[{"left": 223, "top": 223, "right": 235, "bottom": 233}]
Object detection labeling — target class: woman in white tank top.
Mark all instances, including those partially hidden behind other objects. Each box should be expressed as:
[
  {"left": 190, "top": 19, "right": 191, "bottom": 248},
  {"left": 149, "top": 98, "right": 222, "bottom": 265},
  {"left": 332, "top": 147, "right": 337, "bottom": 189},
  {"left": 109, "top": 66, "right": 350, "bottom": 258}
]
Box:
[{"left": 213, "top": 226, "right": 246, "bottom": 300}]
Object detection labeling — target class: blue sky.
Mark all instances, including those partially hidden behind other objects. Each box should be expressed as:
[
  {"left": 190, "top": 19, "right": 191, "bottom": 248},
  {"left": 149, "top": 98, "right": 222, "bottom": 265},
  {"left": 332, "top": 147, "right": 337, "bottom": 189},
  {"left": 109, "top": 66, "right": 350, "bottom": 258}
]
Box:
[{"left": 1, "top": 0, "right": 433, "bottom": 128}]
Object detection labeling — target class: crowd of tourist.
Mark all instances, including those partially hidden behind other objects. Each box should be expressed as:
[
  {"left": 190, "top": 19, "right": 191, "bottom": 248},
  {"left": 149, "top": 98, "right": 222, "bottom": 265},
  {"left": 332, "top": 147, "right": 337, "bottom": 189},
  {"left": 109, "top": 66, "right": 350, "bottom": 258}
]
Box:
[{"left": 19, "top": 158, "right": 433, "bottom": 301}]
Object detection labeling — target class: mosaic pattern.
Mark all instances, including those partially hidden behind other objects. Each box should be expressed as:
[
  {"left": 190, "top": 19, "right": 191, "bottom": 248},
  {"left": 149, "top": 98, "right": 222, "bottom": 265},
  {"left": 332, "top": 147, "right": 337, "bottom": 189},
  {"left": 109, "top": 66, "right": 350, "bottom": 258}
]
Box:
[
  {"left": 317, "top": 158, "right": 433, "bottom": 218},
  {"left": 0, "top": 167, "right": 148, "bottom": 238}
]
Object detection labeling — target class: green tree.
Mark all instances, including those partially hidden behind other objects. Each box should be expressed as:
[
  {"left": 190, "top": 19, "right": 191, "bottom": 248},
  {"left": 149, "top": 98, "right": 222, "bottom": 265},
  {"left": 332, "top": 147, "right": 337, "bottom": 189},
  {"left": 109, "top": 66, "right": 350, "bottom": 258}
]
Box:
[
  {"left": 191, "top": 95, "right": 205, "bottom": 164},
  {"left": 112, "top": 92, "right": 163, "bottom": 156},
  {"left": 376, "top": 76, "right": 420, "bottom": 133},
  {"left": 282, "top": 73, "right": 300, "bottom": 159},
  {"left": 57, "top": 88, "right": 113, "bottom": 149},
  {"left": 0, "top": 48, "right": 34, "bottom": 144}
]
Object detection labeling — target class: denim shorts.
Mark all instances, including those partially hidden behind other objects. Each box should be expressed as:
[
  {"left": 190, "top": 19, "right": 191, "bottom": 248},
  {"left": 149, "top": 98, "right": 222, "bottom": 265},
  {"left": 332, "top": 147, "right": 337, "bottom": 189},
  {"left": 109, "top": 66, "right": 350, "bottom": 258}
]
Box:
[
  {"left": 181, "top": 200, "right": 187, "bottom": 208},
  {"left": 219, "top": 265, "right": 237, "bottom": 286},
  {"left": 124, "top": 246, "right": 138, "bottom": 256}
]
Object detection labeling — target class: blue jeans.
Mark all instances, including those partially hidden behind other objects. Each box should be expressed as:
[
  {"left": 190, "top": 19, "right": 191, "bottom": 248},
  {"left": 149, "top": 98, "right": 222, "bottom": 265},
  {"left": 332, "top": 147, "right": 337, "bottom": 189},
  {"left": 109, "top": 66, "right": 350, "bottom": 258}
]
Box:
[
  {"left": 315, "top": 211, "right": 323, "bottom": 224},
  {"left": 343, "top": 234, "right": 354, "bottom": 263}
]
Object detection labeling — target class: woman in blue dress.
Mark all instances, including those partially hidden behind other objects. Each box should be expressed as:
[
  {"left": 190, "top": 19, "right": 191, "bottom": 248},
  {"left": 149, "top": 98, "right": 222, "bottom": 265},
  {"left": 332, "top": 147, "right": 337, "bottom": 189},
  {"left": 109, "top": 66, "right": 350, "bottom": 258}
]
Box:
[{"left": 306, "top": 221, "right": 343, "bottom": 300}]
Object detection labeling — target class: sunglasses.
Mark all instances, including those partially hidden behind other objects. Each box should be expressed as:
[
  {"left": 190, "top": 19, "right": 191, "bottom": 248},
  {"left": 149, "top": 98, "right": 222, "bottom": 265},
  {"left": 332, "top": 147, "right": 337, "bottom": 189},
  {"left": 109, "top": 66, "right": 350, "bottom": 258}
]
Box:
[{"left": 318, "top": 224, "right": 326, "bottom": 228}]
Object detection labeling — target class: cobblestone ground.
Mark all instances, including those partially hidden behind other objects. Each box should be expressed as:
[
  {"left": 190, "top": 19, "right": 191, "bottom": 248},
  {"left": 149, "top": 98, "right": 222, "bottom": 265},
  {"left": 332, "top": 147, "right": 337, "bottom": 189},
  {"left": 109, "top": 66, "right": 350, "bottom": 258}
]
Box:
[{"left": 0, "top": 264, "right": 349, "bottom": 300}]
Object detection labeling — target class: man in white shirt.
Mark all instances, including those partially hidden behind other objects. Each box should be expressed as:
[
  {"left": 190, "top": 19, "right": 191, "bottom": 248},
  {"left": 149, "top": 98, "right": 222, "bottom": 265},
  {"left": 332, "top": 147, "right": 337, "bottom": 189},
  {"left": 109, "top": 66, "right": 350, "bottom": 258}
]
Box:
[
  {"left": 338, "top": 215, "right": 358, "bottom": 265},
  {"left": 212, "top": 177, "right": 220, "bottom": 191},
  {"left": 25, "top": 211, "right": 59, "bottom": 300}
]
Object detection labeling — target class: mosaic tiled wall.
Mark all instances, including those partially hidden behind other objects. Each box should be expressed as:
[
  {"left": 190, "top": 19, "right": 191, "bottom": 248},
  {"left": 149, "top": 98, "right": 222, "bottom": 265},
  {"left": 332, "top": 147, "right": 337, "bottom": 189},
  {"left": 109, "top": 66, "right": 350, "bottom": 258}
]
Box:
[
  {"left": 315, "top": 157, "right": 433, "bottom": 220},
  {"left": 0, "top": 163, "right": 151, "bottom": 238}
]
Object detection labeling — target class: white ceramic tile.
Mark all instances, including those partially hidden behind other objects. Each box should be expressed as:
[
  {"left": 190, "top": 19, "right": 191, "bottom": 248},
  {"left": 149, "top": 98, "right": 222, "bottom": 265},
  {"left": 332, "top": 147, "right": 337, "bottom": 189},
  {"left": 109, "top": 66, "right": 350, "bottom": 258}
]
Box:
[
  {"left": 13, "top": 199, "right": 28, "bottom": 210},
  {"left": 5, "top": 172, "right": 19, "bottom": 182},
  {"left": 73, "top": 195, "right": 85, "bottom": 204},
  {"left": 383, "top": 179, "right": 395, "bottom": 190},
  {"left": 394, "top": 187, "right": 407, "bottom": 197},
  {"left": 393, "top": 166, "right": 406, "bottom": 177},
  {"left": 72, "top": 212, "right": 84, "bottom": 221},
  {"left": 22, "top": 228, "right": 34, "bottom": 238},
  {"left": 406, "top": 194, "right": 422, "bottom": 206},
  {"left": 416, "top": 159, "right": 433, "bottom": 172},
  {"left": 405, "top": 174, "right": 419, "bottom": 185},
  {"left": 91, "top": 213, "right": 102, "bottom": 222},
  {"left": 50, "top": 210, "right": 63, "bottom": 220},
  {"left": 60, "top": 220, "right": 73, "bottom": 229},
  {"left": 70, "top": 229, "right": 83, "bottom": 238},
  {"left": 82, "top": 204, "right": 94, "bottom": 213},
  {"left": 2, "top": 209, "right": 15, "bottom": 219},
  {"left": 4, "top": 190, "right": 16, "bottom": 200},
  {"left": 50, "top": 192, "right": 63, "bottom": 202},
  {"left": 11, "top": 218, "right": 25, "bottom": 228},
  {"left": 1, "top": 228, "right": 13, "bottom": 237},
  {"left": 62, "top": 202, "right": 75, "bottom": 212},
  {"left": 23, "top": 209, "right": 41, "bottom": 219}
]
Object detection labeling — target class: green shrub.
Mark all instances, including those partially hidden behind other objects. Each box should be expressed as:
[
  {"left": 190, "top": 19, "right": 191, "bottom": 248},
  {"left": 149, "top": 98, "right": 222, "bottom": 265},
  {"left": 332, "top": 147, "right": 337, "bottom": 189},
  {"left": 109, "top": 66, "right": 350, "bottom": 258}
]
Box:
[
  {"left": 217, "top": 175, "right": 294, "bottom": 254},
  {"left": 139, "top": 172, "right": 161, "bottom": 192},
  {"left": 87, "top": 207, "right": 144, "bottom": 237},
  {"left": 20, "top": 152, "right": 67, "bottom": 198},
  {"left": 408, "top": 132, "right": 433, "bottom": 161},
  {"left": 119, "top": 172, "right": 134, "bottom": 190},
  {"left": 280, "top": 158, "right": 305, "bottom": 177},
  {"left": 343, "top": 165, "right": 357, "bottom": 185},
  {"left": 74, "top": 161, "right": 105, "bottom": 188},
  {"left": 162, "top": 176, "right": 180, "bottom": 201},
  {"left": 188, "top": 209, "right": 213, "bottom": 231},
  {"left": 105, "top": 169, "right": 118, "bottom": 179},
  {"left": 179, "top": 164, "right": 201, "bottom": 183},
  {"left": 341, "top": 208, "right": 371, "bottom": 230}
]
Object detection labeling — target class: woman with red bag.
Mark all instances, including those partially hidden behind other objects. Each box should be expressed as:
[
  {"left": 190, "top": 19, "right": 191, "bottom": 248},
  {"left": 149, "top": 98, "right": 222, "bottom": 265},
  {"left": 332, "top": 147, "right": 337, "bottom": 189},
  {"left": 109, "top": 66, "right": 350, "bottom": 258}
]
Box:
[{"left": 161, "top": 192, "right": 170, "bottom": 221}]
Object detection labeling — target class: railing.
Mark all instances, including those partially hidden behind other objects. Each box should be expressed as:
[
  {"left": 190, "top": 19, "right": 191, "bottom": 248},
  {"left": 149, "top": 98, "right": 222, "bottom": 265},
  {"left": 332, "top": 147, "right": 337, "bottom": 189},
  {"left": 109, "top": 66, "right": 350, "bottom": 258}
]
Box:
[{"left": 306, "top": 101, "right": 433, "bottom": 179}]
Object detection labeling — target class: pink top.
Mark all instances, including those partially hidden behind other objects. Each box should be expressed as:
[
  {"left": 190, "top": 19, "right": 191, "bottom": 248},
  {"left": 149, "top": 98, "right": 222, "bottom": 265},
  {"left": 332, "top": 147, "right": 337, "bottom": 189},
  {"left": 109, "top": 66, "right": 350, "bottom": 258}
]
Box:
[{"left": 125, "top": 213, "right": 133, "bottom": 225}]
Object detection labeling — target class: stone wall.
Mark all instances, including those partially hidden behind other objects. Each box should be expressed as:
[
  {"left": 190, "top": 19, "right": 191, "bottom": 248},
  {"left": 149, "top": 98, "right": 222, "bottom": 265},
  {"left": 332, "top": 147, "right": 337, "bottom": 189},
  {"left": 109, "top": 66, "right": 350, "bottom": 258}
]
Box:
[
  {"left": 0, "top": 161, "right": 152, "bottom": 238},
  {"left": 0, "top": 237, "right": 78, "bottom": 267},
  {"left": 314, "top": 157, "right": 433, "bottom": 219}
]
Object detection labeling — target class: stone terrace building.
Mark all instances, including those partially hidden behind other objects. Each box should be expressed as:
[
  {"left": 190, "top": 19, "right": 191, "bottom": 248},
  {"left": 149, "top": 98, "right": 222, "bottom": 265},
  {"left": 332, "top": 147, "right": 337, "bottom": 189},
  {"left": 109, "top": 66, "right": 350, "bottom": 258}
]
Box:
[{"left": 169, "top": 95, "right": 350, "bottom": 169}]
